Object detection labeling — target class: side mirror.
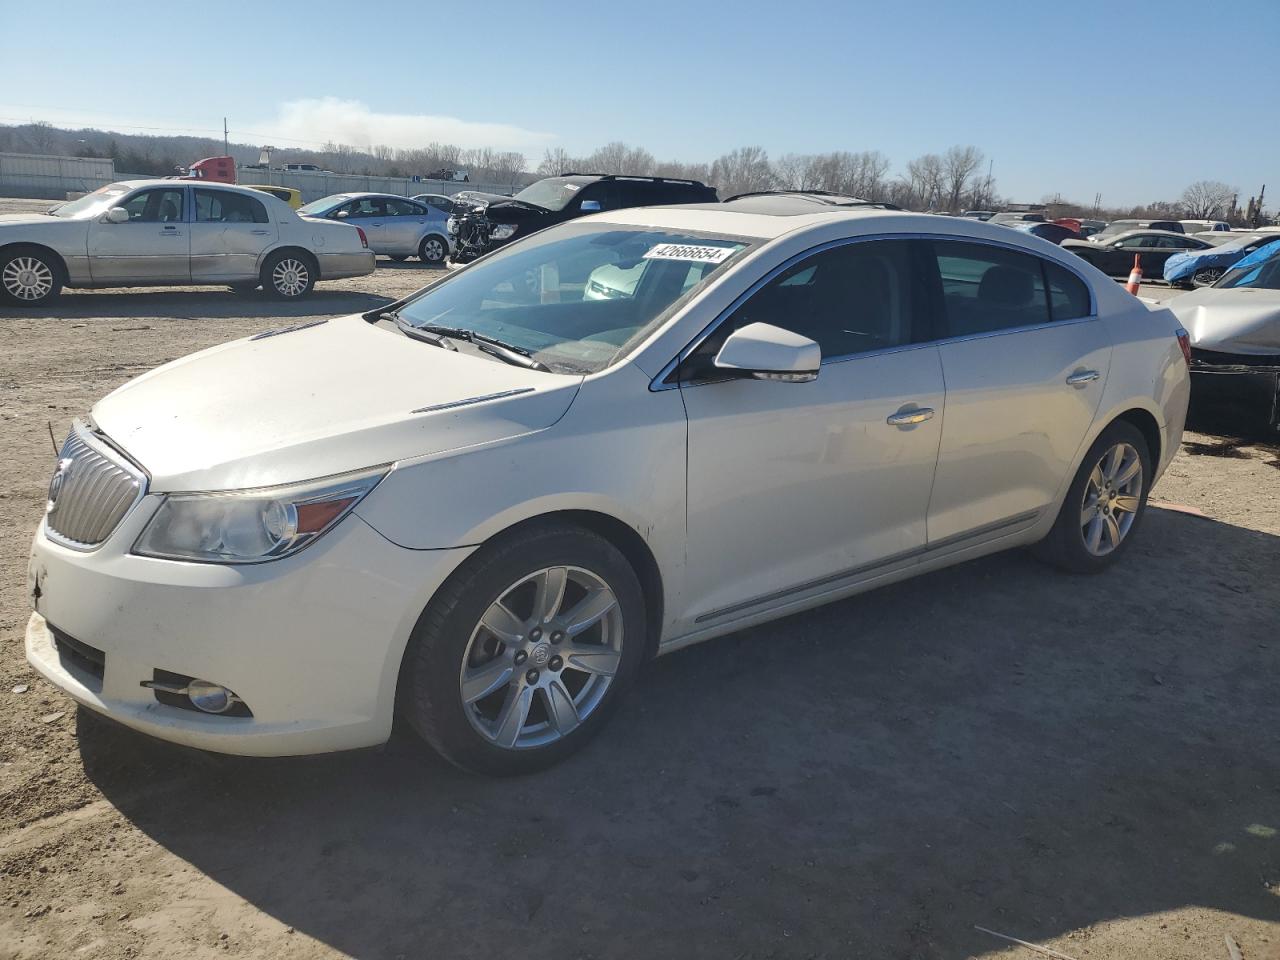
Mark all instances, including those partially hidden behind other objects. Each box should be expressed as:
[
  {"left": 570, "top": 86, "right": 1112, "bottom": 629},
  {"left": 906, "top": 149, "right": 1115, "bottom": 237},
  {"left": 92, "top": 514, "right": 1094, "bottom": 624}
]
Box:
[
  {"left": 334, "top": 210, "right": 349, "bottom": 219},
  {"left": 105, "top": 207, "right": 130, "bottom": 224},
  {"left": 713, "top": 322, "right": 820, "bottom": 383},
  {"left": 579, "top": 200, "right": 602, "bottom": 213}
]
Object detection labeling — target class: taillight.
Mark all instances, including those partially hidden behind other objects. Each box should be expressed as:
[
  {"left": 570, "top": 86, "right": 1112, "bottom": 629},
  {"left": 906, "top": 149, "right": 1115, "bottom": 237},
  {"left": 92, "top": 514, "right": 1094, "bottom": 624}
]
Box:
[
  {"left": 1175, "top": 327, "right": 1192, "bottom": 366},
  {"left": 355, "top": 226, "right": 368, "bottom": 249}
]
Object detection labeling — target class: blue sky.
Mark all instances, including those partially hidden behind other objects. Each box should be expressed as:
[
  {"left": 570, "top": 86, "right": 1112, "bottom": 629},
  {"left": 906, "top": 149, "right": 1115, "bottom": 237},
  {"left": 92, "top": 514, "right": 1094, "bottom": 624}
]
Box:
[{"left": 2, "top": 0, "right": 1276, "bottom": 207}]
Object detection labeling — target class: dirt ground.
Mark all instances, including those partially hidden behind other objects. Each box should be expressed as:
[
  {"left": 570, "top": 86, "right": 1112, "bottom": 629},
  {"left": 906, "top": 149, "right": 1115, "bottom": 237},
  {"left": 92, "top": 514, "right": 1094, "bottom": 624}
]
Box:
[{"left": 1, "top": 201, "right": 1278, "bottom": 959}]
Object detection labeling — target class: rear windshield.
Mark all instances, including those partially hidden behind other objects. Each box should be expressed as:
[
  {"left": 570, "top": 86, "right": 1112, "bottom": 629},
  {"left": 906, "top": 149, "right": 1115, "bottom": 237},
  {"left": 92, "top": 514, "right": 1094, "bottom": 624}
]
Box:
[{"left": 1217, "top": 241, "right": 1280, "bottom": 289}]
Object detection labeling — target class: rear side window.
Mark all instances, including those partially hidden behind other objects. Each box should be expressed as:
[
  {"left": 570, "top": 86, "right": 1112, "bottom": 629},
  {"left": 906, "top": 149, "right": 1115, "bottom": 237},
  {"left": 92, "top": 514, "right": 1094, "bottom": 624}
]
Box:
[
  {"left": 930, "top": 241, "right": 1050, "bottom": 335},
  {"left": 194, "top": 189, "right": 268, "bottom": 224},
  {"left": 1044, "top": 260, "right": 1091, "bottom": 321}
]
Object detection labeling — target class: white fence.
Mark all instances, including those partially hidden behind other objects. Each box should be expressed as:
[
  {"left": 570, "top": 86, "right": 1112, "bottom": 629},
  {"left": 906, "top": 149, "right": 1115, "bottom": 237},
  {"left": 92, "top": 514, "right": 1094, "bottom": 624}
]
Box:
[
  {"left": 0, "top": 152, "right": 116, "bottom": 198},
  {"left": 0, "top": 151, "right": 518, "bottom": 202}
]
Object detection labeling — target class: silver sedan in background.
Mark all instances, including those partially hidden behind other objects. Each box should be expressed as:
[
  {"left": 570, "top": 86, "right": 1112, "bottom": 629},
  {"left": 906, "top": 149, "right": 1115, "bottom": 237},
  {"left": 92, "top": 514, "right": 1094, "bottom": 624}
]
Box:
[
  {"left": 299, "top": 192, "right": 454, "bottom": 264},
  {"left": 0, "top": 180, "right": 374, "bottom": 305}
]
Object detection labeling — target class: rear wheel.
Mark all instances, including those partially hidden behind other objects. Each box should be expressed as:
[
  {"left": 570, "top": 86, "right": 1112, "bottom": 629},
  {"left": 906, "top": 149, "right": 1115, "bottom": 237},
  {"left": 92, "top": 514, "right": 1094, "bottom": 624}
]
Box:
[
  {"left": 261, "top": 250, "right": 315, "bottom": 300},
  {"left": 1033, "top": 421, "right": 1151, "bottom": 573},
  {"left": 399, "top": 523, "right": 646, "bottom": 776},
  {"left": 418, "top": 235, "right": 448, "bottom": 264},
  {"left": 0, "top": 248, "right": 62, "bottom": 306}
]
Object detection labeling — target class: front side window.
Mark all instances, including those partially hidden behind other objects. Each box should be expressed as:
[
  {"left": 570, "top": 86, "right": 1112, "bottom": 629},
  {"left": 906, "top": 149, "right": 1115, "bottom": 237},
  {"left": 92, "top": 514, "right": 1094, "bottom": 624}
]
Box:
[
  {"left": 930, "top": 240, "right": 1051, "bottom": 335},
  {"left": 194, "top": 189, "right": 268, "bottom": 224},
  {"left": 683, "top": 240, "right": 918, "bottom": 380},
  {"left": 119, "top": 188, "right": 185, "bottom": 223},
  {"left": 393, "top": 224, "right": 750, "bottom": 374}
]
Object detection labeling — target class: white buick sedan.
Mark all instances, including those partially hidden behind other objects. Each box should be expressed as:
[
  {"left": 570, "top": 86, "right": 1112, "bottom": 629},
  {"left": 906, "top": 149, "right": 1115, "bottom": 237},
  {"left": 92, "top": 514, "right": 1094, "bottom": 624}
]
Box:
[{"left": 25, "top": 194, "right": 1191, "bottom": 775}]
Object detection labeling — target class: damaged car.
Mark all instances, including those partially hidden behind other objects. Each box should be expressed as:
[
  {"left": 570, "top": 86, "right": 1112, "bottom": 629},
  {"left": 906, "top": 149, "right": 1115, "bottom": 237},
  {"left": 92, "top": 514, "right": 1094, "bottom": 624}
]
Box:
[
  {"left": 446, "top": 174, "right": 717, "bottom": 263},
  {"left": 1167, "top": 238, "right": 1280, "bottom": 429},
  {"left": 1162, "top": 233, "right": 1280, "bottom": 288}
]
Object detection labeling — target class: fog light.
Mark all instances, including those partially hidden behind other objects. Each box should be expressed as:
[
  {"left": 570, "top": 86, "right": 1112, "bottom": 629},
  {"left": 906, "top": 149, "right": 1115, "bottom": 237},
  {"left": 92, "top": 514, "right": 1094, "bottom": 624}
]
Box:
[{"left": 187, "top": 680, "right": 235, "bottom": 714}]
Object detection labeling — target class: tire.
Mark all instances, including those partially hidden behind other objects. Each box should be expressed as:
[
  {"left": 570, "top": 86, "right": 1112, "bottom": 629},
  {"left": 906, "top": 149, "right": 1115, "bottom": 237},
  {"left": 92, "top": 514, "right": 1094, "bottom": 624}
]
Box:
[
  {"left": 388, "top": 255, "right": 408, "bottom": 262},
  {"left": 261, "top": 250, "right": 316, "bottom": 300},
  {"left": 1033, "top": 421, "right": 1152, "bottom": 574},
  {"left": 1191, "top": 266, "right": 1224, "bottom": 288},
  {"left": 0, "top": 247, "right": 62, "bottom": 306},
  {"left": 418, "top": 235, "right": 448, "bottom": 264},
  {"left": 399, "top": 523, "right": 646, "bottom": 776}
]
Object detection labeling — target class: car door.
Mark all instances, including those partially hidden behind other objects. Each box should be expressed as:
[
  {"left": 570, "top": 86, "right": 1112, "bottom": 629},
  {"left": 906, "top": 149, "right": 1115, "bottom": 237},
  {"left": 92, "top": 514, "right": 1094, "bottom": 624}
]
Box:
[
  {"left": 383, "top": 197, "right": 429, "bottom": 254},
  {"left": 189, "top": 188, "right": 278, "bottom": 282},
  {"left": 676, "top": 238, "right": 945, "bottom": 628},
  {"left": 922, "top": 239, "right": 1110, "bottom": 545},
  {"left": 86, "top": 186, "right": 190, "bottom": 283},
  {"left": 338, "top": 198, "right": 388, "bottom": 251}
]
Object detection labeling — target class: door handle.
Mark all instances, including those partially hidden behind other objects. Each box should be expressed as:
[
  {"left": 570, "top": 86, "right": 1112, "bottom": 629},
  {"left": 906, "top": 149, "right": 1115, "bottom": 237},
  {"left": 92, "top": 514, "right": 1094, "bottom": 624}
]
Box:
[
  {"left": 1066, "top": 370, "right": 1100, "bottom": 387},
  {"left": 886, "top": 407, "right": 935, "bottom": 426},
  {"left": 251, "top": 229, "right": 270, "bottom": 235}
]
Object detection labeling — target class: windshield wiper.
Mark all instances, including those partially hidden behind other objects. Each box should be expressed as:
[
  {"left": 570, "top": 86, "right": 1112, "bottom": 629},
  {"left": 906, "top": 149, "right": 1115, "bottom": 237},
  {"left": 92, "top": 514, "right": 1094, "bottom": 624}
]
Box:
[
  {"left": 381, "top": 312, "right": 550, "bottom": 372},
  {"left": 379, "top": 311, "right": 457, "bottom": 351},
  {"left": 470, "top": 336, "right": 551, "bottom": 372}
]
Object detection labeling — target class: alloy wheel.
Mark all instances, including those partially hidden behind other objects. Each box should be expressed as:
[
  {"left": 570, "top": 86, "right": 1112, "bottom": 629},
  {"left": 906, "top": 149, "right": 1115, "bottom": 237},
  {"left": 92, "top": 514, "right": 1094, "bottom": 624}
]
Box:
[
  {"left": 2, "top": 256, "right": 54, "bottom": 301},
  {"left": 459, "top": 565, "right": 623, "bottom": 750},
  {"left": 421, "top": 238, "right": 445, "bottom": 262},
  {"left": 1080, "top": 442, "right": 1143, "bottom": 556},
  {"left": 1192, "top": 267, "right": 1224, "bottom": 287},
  {"left": 272, "top": 258, "right": 309, "bottom": 297}
]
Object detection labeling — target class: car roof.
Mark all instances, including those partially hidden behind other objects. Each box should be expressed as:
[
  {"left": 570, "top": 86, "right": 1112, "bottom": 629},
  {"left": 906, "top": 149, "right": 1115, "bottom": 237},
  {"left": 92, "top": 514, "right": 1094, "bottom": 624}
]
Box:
[{"left": 1105, "top": 229, "right": 1195, "bottom": 240}]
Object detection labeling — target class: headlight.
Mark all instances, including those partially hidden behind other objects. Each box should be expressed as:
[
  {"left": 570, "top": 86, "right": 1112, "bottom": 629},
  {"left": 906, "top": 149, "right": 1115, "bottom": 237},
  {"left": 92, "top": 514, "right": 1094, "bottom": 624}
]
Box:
[
  {"left": 446, "top": 217, "right": 458, "bottom": 235},
  {"left": 132, "top": 467, "right": 387, "bottom": 564},
  {"left": 490, "top": 224, "right": 517, "bottom": 241}
]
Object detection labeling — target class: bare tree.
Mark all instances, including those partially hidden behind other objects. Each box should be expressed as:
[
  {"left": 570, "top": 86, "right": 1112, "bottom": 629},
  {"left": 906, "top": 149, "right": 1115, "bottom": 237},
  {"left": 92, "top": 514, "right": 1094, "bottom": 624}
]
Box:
[
  {"left": 943, "top": 145, "right": 984, "bottom": 213},
  {"left": 1181, "top": 180, "right": 1236, "bottom": 219},
  {"left": 536, "top": 147, "right": 576, "bottom": 177},
  {"left": 491, "top": 151, "right": 527, "bottom": 188},
  {"left": 710, "top": 146, "right": 774, "bottom": 197},
  {"left": 582, "top": 142, "right": 655, "bottom": 176},
  {"left": 27, "top": 121, "right": 57, "bottom": 154},
  {"left": 905, "top": 153, "right": 945, "bottom": 210}
]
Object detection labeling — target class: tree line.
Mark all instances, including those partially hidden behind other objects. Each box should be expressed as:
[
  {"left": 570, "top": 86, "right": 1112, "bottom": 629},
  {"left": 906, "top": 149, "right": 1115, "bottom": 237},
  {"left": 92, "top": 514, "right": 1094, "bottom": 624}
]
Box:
[{"left": 0, "top": 121, "right": 1261, "bottom": 223}]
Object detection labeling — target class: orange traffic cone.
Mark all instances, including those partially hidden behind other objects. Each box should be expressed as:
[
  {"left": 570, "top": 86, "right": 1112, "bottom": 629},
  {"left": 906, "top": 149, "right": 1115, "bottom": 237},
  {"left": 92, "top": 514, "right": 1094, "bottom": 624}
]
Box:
[{"left": 1125, "top": 254, "right": 1142, "bottom": 295}]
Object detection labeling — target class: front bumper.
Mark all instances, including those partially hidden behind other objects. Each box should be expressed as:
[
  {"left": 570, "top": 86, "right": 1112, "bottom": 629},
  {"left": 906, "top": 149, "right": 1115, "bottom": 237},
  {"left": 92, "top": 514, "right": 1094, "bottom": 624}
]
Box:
[{"left": 25, "top": 506, "right": 472, "bottom": 756}]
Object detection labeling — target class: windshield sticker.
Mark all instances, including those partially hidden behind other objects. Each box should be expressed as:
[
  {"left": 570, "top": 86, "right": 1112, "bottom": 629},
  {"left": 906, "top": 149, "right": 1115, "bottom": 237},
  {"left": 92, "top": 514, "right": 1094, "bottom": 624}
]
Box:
[
  {"left": 643, "top": 243, "right": 737, "bottom": 264},
  {"left": 562, "top": 183, "right": 579, "bottom": 192}
]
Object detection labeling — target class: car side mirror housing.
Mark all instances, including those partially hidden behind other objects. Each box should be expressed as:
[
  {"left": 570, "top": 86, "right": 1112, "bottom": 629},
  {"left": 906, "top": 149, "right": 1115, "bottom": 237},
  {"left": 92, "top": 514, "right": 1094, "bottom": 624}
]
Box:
[
  {"left": 105, "top": 207, "right": 130, "bottom": 224},
  {"left": 579, "top": 200, "right": 602, "bottom": 213},
  {"left": 713, "top": 322, "right": 820, "bottom": 383}
]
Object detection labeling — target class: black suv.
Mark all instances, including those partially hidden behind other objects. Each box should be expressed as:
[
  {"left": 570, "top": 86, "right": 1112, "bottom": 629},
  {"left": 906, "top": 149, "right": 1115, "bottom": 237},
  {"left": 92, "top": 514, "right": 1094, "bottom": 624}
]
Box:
[{"left": 447, "top": 174, "right": 718, "bottom": 263}]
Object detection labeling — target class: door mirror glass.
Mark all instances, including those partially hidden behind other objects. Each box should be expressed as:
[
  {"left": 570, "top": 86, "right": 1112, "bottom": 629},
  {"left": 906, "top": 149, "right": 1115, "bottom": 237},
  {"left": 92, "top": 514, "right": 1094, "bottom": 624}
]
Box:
[
  {"left": 713, "top": 322, "right": 820, "bottom": 383},
  {"left": 105, "top": 207, "right": 130, "bottom": 224},
  {"left": 334, "top": 209, "right": 349, "bottom": 219},
  {"left": 579, "top": 199, "right": 602, "bottom": 213}
]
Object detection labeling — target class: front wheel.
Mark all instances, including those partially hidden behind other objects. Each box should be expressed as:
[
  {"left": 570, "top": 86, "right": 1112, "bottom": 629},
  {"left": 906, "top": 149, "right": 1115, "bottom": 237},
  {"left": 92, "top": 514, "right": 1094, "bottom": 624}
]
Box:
[
  {"left": 1192, "top": 266, "right": 1225, "bottom": 287},
  {"left": 418, "top": 235, "right": 448, "bottom": 264},
  {"left": 0, "top": 248, "right": 62, "bottom": 306},
  {"left": 1033, "top": 421, "right": 1151, "bottom": 573},
  {"left": 261, "top": 250, "right": 315, "bottom": 300},
  {"left": 399, "top": 524, "right": 646, "bottom": 776}
]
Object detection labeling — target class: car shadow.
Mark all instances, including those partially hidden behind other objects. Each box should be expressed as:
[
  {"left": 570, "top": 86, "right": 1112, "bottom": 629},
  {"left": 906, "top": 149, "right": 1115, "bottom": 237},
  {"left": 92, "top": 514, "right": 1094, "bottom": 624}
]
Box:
[
  {"left": 78, "top": 506, "right": 1280, "bottom": 958},
  {"left": 373, "top": 258, "right": 447, "bottom": 272},
  {"left": 1, "top": 287, "right": 393, "bottom": 321}
]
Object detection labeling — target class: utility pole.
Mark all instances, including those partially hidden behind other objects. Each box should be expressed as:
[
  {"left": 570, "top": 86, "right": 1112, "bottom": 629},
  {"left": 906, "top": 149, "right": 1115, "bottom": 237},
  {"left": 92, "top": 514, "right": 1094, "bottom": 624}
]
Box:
[
  {"left": 1255, "top": 184, "right": 1267, "bottom": 228},
  {"left": 223, "top": 117, "right": 228, "bottom": 157}
]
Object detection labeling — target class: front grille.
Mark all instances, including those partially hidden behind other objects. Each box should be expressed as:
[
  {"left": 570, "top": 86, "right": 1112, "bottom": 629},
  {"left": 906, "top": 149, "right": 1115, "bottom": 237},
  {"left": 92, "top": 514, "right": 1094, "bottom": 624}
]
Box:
[
  {"left": 49, "top": 624, "right": 105, "bottom": 688},
  {"left": 45, "top": 423, "right": 146, "bottom": 549}
]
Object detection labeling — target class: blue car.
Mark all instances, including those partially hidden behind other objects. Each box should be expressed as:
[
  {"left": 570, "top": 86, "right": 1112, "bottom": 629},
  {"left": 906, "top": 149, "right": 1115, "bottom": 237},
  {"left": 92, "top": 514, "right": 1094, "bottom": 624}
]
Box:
[{"left": 1163, "top": 233, "right": 1280, "bottom": 287}]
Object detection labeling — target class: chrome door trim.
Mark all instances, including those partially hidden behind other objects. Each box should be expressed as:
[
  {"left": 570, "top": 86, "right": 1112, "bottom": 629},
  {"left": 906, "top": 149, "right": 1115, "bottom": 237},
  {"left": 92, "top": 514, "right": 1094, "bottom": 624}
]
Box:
[
  {"left": 690, "top": 509, "right": 1041, "bottom": 625},
  {"left": 649, "top": 231, "right": 1100, "bottom": 392}
]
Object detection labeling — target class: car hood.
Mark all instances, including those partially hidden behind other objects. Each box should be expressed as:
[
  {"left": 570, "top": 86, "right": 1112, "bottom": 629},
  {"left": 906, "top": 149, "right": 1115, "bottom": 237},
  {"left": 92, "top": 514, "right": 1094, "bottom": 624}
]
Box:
[
  {"left": 0, "top": 213, "right": 63, "bottom": 226},
  {"left": 91, "top": 314, "right": 581, "bottom": 492},
  {"left": 1167, "top": 287, "right": 1280, "bottom": 355}
]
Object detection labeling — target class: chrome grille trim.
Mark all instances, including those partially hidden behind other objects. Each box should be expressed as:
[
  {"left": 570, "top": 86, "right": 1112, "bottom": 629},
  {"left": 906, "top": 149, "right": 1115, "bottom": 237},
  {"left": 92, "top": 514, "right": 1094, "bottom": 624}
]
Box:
[{"left": 45, "top": 421, "right": 147, "bottom": 551}]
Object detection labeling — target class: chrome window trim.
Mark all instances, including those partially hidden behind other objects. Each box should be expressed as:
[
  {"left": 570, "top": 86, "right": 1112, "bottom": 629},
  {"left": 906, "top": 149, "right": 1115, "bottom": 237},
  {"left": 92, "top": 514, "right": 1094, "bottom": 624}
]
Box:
[{"left": 649, "top": 231, "right": 1100, "bottom": 391}]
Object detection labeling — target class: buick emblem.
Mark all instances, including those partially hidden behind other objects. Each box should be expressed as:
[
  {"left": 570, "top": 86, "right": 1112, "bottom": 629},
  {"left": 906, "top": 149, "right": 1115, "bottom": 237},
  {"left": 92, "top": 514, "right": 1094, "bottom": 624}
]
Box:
[
  {"left": 530, "top": 644, "right": 551, "bottom": 666},
  {"left": 47, "top": 458, "right": 72, "bottom": 511}
]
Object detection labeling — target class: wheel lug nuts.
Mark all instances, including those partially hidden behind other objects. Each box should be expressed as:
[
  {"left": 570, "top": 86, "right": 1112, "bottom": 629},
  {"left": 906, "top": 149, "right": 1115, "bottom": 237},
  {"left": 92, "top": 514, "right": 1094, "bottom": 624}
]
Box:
[
  {"left": 548, "top": 656, "right": 563, "bottom": 671},
  {"left": 513, "top": 650, "right": 528, "bottom": 666},
  {"left": 550, "top": 631, "right": 563, "bottom": 644},
  {"left": 530, "top": 628, "right": 542, "bottom": 641},
  {"left": 525, "top": 669, "right": 539, "bottom": 684}
]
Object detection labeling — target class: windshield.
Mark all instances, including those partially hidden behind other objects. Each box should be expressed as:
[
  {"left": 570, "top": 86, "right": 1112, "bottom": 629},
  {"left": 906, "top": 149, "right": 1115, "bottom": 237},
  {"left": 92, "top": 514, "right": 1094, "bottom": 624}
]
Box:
[
  {"left": 511, "top": 178, "right": 587, "bottom": 212},
  {"left": 298, "top": 196, "right": 347, "bottom": 216},
  {"left": 392, "top": 223, "right": 751, "bottom": 374},
  {"left": 1217, "top": 240, "right": 1280, "bottom": 289},
  {"left": 49, "top": 183, "right": 131, "bottom": 219}
]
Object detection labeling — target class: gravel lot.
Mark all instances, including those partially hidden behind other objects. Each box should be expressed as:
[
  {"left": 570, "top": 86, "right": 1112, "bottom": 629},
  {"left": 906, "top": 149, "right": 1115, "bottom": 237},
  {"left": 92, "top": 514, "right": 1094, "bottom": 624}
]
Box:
[{"left": 1, "top": 197, "right": 1278, "bottom": 960}]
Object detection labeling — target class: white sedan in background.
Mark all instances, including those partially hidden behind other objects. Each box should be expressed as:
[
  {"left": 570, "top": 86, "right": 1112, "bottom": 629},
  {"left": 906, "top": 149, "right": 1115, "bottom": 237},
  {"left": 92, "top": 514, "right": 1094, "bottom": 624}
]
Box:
[
  {"left": 25, "top": 194, "right": 1189, "bottom": 775},
  {"left": 0, "top": 180, "right": 374, "bottom": 306}
]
